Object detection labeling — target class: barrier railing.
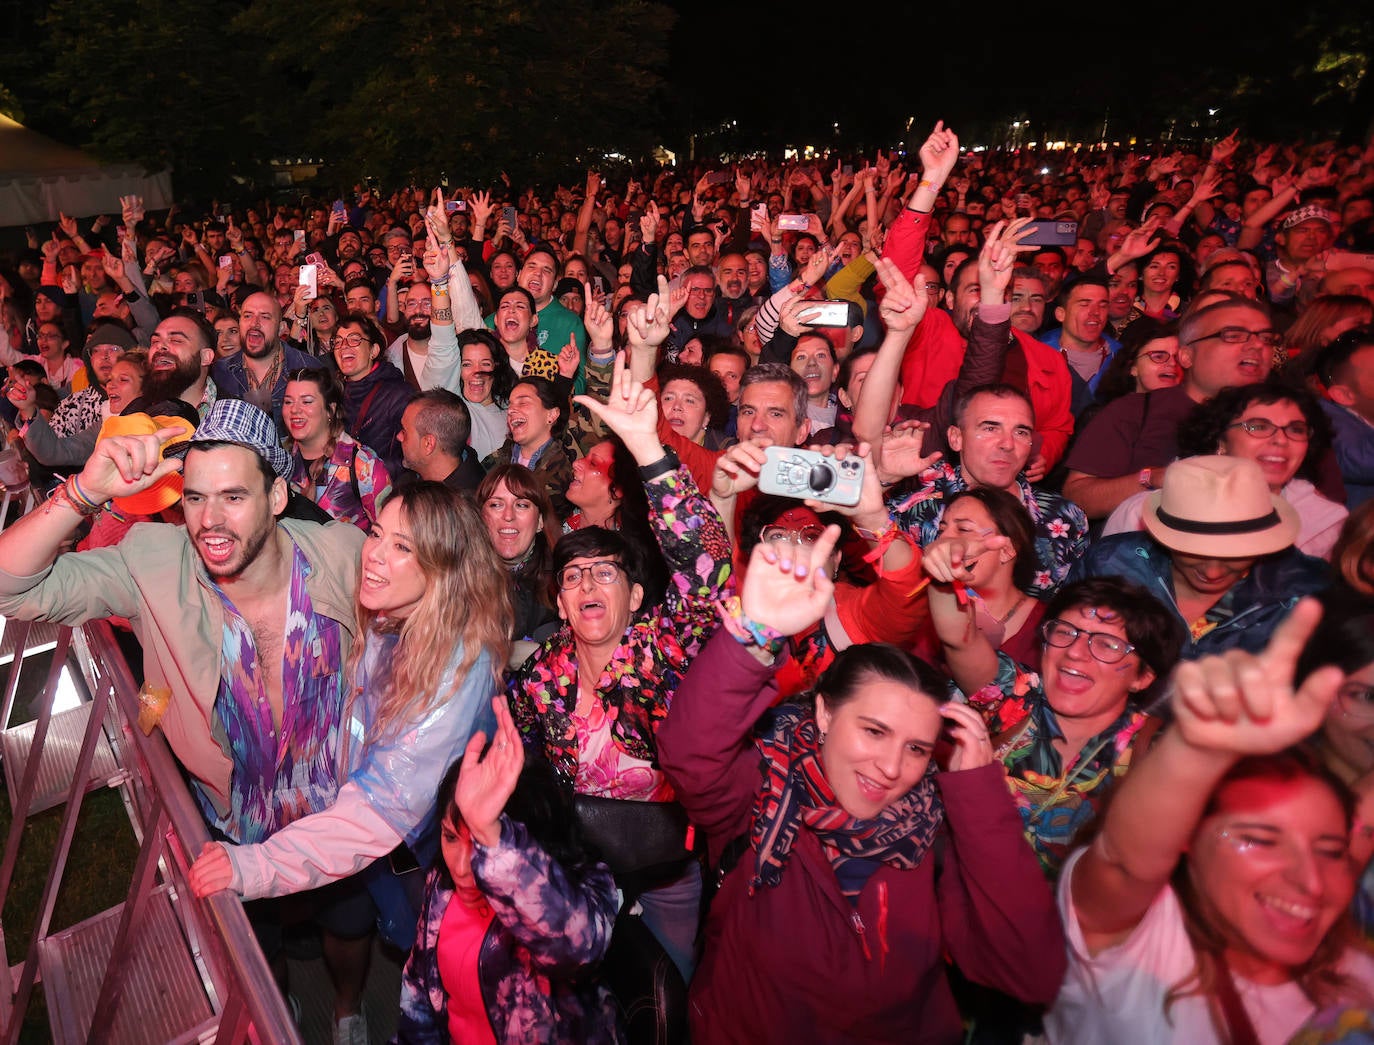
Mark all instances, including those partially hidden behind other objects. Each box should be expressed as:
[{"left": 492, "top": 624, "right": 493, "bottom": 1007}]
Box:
[{"left": 0, "top": 619, "right": 302, "bottom": 1044}]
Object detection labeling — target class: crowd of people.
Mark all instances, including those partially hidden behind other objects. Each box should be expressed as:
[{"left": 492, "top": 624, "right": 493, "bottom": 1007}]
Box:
[{"left": 0, "top": 119, "right": 1373, "bottom": 1044}]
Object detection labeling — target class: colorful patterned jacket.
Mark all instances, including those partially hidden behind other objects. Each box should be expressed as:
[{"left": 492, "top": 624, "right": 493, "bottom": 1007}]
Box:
[
  {"left": 393, "top": 816, "right": 622, "bottom": 1045},
  {"left": 888, "top": 461, "right": 1089, "bottom": 598},
  {"left": 509, "top": 466, "right": 734, "bottom": 788}
]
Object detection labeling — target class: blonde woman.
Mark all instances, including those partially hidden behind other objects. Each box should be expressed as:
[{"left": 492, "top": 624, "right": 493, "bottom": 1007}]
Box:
[{"left": 190, "top": 484, "right": 513, "bottom": 1032}]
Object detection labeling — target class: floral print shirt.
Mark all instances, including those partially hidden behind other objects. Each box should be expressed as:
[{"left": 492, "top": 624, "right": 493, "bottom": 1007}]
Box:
[
  {"left": 887, "top": 462, "right": 1089, "bottom": 598},
  {"left": 957, "top": 652, "right": 1155, "bottom": 878},
  {"left": 509, "top": 466, "right": 734, "bottom": 794}
]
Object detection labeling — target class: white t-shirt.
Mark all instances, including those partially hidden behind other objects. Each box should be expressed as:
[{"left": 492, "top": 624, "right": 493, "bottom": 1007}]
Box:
[{"left": 1044, "top": 848, "right": 1374, "bottom": 1045}]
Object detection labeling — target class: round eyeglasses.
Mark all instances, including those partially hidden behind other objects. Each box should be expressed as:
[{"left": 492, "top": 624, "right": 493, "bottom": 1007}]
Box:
[
  {"left": 1040, "top": 618, "right": 1136, "bottom": 664},
  {"left": 557, "top": 560, "right": 625, "bottom": 589}
]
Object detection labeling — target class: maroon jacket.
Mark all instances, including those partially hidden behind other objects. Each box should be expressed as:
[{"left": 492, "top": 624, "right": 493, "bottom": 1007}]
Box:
[{"left": 658, "top": 632, "right": 1066, "bottom": 1044}]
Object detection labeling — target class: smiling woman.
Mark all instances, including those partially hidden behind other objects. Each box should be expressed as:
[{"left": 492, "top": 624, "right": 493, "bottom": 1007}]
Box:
[
  {"left": 657, "top": 522, "right": 1065, "bottom": 1043},
  {"left": 1045, "top": 600, "right": 1374, "bottom": 1045}
]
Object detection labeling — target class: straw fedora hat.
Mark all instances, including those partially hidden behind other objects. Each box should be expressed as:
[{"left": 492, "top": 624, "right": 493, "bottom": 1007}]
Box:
[{"left": 1142, "top": 456, "right": 1299, "bottom": 558}]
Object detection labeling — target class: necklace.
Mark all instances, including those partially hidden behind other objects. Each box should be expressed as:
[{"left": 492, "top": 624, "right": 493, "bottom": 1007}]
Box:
[
  {"left": 245, "top": 350, "right": 283, "bottom": 393},
  {"left": 992, "top": 592, "right": 1027, "bottom": 626}
]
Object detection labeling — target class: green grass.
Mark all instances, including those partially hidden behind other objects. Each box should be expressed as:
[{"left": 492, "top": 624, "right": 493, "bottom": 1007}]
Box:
[{"left": 0, "top": 648, "right": 138, "bottom": 1043}]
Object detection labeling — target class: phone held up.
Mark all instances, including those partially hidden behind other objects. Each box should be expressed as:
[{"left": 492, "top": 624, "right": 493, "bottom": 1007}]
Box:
[{"left": 757, "top": 446, "right": 864, "bottom": 508}]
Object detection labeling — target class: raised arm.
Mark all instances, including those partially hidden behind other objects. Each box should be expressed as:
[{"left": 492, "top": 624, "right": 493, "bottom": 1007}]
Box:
[
  {"left": 659, "top": 525, "right": 841, "bottom": 858},
  {"left": 1071, "top": 601, "right": 1342, "bottom": 955},
  {"left": 851, "top": 255, "right": 929, "bottom": 445}
]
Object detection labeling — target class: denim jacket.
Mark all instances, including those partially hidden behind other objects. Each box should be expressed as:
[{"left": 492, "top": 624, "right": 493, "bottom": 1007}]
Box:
[
  {"left": 393, "top": 816, "right": 622, "bottom": 1045},
  {"left": 1069, "top": 533, "right": 1329, "bottom": 658}
]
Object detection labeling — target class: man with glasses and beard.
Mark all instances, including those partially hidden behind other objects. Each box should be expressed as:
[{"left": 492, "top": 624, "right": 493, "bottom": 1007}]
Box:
[
  {"left": 385, "top": 279, "right": 437, "bottom": 388},
  {"left": 212, "top": 291, "right": 323, "bottom": 432}
]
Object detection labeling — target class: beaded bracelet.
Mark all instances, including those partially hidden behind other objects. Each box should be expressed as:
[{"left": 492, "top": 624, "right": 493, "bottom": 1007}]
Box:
[
  {"left": 61, "top": 476, "right": 105, "bottom": 516},
  {"left": 715, "top": 596, "right": 786, "bottom": 656}
]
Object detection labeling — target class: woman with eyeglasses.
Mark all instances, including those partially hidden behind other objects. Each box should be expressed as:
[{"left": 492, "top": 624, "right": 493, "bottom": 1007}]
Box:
[
  {"left": 1105, "top": 378, "right": 1346, "bottom": 560},
  {"left": 1091, "top": 317, "right": 1183, "bottom": 405},
  {"left": 508, "top": 355, "right": 734, "bottom": 983},
  {"left": 333, "top": 313, "right": 410, "bottom": 476},
  {"left": 924, "top": 543, "right": 1184, "bottom": 876},
  {"left": 1045, "top": 599, "right": 1374, "bottom": 1045},
  {"left": 283, "top": 367, "right": 392, "bottom": 530}
]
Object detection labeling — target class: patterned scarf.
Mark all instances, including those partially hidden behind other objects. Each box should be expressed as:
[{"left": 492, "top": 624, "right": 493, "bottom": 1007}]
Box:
[{"left": 750, "top": 705, "right": 944, "bottom": 900}]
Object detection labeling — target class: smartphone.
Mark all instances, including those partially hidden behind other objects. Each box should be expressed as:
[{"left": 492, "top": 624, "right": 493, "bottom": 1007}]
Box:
[
  {"left": 801, "top": 300, "right": 852, "bottom": 327},
  {"left": 757, "top": 446, "right": 864, "bottom": 508},
  {"left": 445, "top": 200, "right": 466, "bottom": 214},
  {"left": 751, "top": 203, "right": 768, "bottom": 226},
  {"left": 778, "top": 214, "right": 810, "bottom": 232},
  {"left": 292, "top": 229, "right": 305, "bottom": 244},
  {"left": 1327, "top": 251, "right": 1374, "bottom": 273},
  {"left": 183, "top": 290, "right": 204, "bottom": 312},
  {"left": 502, "top": 206, "right": 518, "bottom": 232},
  {"left": 1021, "top": 220, "right": 1079, "bottom": 247},
  {"left": 331, "top": 199, "right": 347, "bottom": 219},
  {"left": 592, "top": 275, "right": 607, "bottom": 296},
  {"left": 298, "top": 266, "right": 317, "bottom": 301},
  {"left": 217, "top": 255, "right": 233, "bottom": 270},
  {"left": 705, "top": 171, "right": 731, "bottom": 186}
]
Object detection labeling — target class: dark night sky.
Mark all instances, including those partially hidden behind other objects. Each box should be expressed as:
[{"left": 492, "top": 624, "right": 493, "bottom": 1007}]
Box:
[{"left": 663, "top": 4, "right": 1270, "bottom": 152}]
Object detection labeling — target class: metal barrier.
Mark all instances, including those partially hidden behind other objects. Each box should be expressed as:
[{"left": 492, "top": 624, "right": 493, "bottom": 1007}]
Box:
[{"left": 0, "top": 619, "right": 302, "bottom": 1044}]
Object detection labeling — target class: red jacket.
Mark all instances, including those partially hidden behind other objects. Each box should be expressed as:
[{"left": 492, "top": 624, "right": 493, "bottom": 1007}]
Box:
[
  {"left": 658, "top": 632, "right": 1066, "bottom": 1044},
  {"left": 882, "top": 209, "right": 1074, "bottom": 470}
]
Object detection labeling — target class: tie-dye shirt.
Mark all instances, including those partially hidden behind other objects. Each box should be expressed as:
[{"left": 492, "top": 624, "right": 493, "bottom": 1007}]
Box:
[{"left": 202, "top": 541, "right": 345, "bottom": 844}]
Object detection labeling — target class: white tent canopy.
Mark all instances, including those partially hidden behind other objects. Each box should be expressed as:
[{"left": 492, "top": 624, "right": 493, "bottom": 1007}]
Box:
[{"left": 0, "top": 114, "right": 172, "bottom": 227}]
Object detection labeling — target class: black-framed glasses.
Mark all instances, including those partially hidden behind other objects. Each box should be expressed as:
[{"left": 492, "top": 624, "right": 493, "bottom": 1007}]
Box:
[
  {"left": 1186, "top": 326, "right": 1282, "bottom": 349},
  {"left": 1227, "top": 418, "right": 1311, "bottom": 441},
  {"left": 334, "top": 333, "right": 371, "bottom": 349},
  {"left": 557, "top": 560, "right": 625, "bottom": 589},
  {"left": 1041, "top": 618, "right": 1136, "bottom": 664}
]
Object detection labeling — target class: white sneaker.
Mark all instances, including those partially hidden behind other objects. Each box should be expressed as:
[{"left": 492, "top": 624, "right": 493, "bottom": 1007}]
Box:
[{"left": 333, "top": 1009, "right": 368, "bottom": 1045}]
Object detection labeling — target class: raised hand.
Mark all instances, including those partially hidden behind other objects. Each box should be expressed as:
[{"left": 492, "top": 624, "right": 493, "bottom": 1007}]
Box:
[
  {"left": 1171, "top": 599, "right": 1342, "bottom": 756},
  {"left": 874, "top": 255, "right": 929, "bottom": 334},
  {"left": 976, "top": 217, "right": 1037, "bottom": 303},
  {"left": 640, "top": 200, "right": 661, "bottom": 244},
  {"left": 456, "top": 698, "right": 525, "bottom": 848},
  {"left": 626, "top": 275, "right": 673, "bottom": 351},
  {"left": 573, "top": 351, "right": 662, "bottom": 462},
  {"left": 583, "top": 289, "right": 613, "bottom": 349},
  {"left": 740, "top": 521, "right": 840, "bottom": 639},
  {"left": 557, "top": 334, "right": 580, "bottom": 378},
  {"left": 1210, "top": 130, "right": 1240, "bottom": 166},
  {"left": 875, "top": 420, "right": 942, "bottom": 483},
  {"left": 120, "top": 195, "right": 145, "bottom": 227},
  {"left": 711, "top": 440, "right": 767, "bottom": 499},
  {"left": 78, "top": 427, "right": 186, "bottom": 504},
  {"left": 801, "top": 242, "right": 833, "bottom": 287},
  {"left": 58, "top": 212, "right": 79, "bottom": 239},
  {"left": 100, "top": 249, "right": 126, "bottom": 284},
  {"left": 225, "top": 217, "right": 244, "bottom": 251},
  {"left": 918, "top": 120, "right": 960, "bottom": 187},
  {"left": 1114, "top": 216, "right": 1163, "bottom": 264}
]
